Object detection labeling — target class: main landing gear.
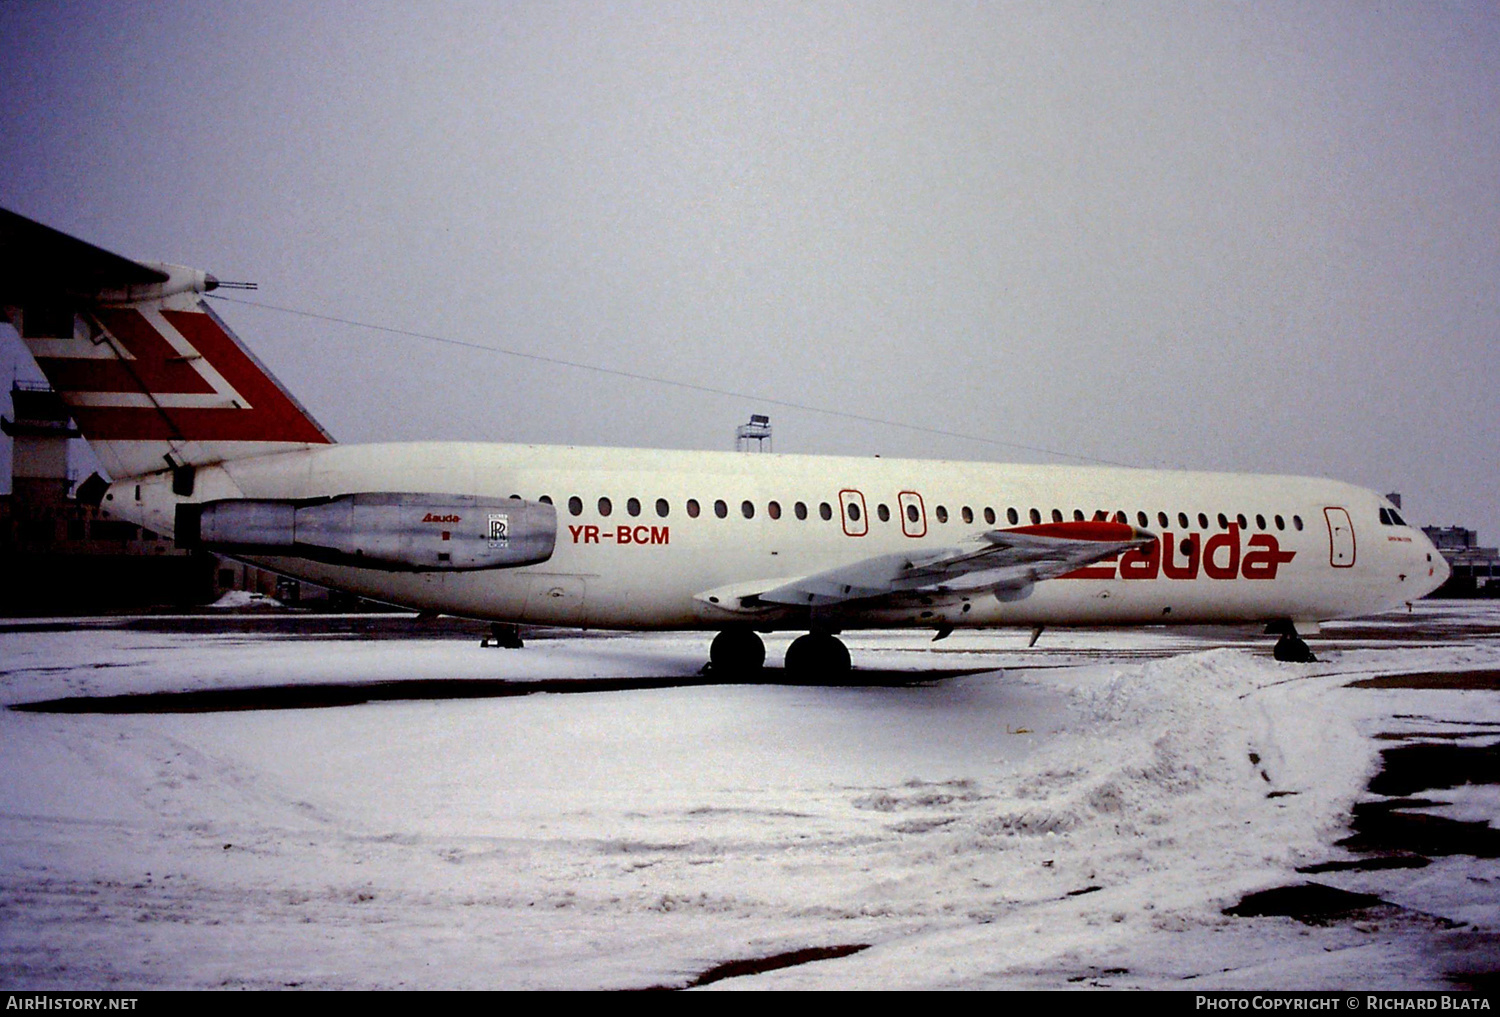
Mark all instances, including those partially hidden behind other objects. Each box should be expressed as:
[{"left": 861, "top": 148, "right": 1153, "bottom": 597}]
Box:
[
  {"left": 707, "top": 629, "right": 854, "bottom": 681},
  {"left": 784, "top": 631, "right": 851, "bottom": 680},
  {"left": 709, "top": 627, "right": 766, "bottom": 678}
]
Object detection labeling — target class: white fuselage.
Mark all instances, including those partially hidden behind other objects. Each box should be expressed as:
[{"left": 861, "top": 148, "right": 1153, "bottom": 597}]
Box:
[{"left": 103, "top": 441, "right": 1448, "bottom": 631}]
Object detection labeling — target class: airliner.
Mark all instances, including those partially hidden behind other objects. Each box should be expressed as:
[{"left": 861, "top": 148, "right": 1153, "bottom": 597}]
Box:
[{"left": 0, "top": 209, "right": 1449, "bottom": 674}]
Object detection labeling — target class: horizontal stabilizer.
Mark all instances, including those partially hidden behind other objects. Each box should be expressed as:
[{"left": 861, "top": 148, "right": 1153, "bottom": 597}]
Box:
[
  {"left": 1, "top": 208, "right": 333, "bottom": 480},
  {"left": 0, "top": 208, "right": 168, "bottom": 303}
]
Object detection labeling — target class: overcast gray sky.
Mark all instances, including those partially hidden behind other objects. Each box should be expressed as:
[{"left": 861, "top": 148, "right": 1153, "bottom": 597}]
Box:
[{"left": 2, "top": 1, "right": 1496, "bottom": 538}]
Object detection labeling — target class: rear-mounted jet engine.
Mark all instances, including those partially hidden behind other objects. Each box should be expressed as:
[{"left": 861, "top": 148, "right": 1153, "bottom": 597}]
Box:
[{"left": 177, "top": 493, "right": 556, "bottom": 571}]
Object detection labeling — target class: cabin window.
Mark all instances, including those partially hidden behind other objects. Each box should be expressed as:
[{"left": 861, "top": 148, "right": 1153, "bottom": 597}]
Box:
[
  {"left": 1115, "top": 511, "right": 1127, "bottom": 524},
  {"left": 1137, "top": 511, "right": 1149, "bottom": 528},
  {"left": 935, "top": 505, "right": 949, "bottom": 523},
  {"left": 961, "top": 506, "right": 974, "bottom": 524},
  {"left": 1178, "top": 512, "right": 1189, "bottom": 529},
  {"left": 1074, "top": 509, "right": 1086, "bottom": 522},
  {"left": 539, "top": 495, "right": 553, "bottom": 505},
  {"left": 877, "top": 504, "right": 890, "bottom": 523},
  {"left": 1255, "top": 514, "right": 1266, "bottom": 530},
  {"left": 1030, "top": 508, "right": 1042, "bottom": 525},
  {"left": 656, "top": 498, "right": 669, "bottom": 518},
  {"left": 687, "top": 499, "right": 701, "bottom": 518},
  {"left": 906, "top": 503, "right": 920, "bottom": 524},
  {"left": 1007, "top": 507, "right": 1019, "bottom": 525},
  {"left": 1236, "top": 513, "right": 1247, "bottom": 530},
  {"left": 568, "top": 496, "right": 583, "bottom": 516},
  {"left": 741, "top": 500, "right": 755, "bottom": 519},
  {"left": 1158, "top": 511, "right": 1169, "bottom": 529},
  {"left": 1217, "top": 513, "right": 1229, "bottom": 530},
  {"left": 1198, "top": 513, "right": 1209, "bottom": 530},
  {"left": 984, "top": 507, "right": 996, "bottom": 525},
  {"left": 768, "top": 501, "right": 782, "bottom": 520},
  {"left": 1052, "top": 509, "right": 1064, "bottom": 523},
  {"left": 1092, "top": 510, "right": 1107, "bottom": 522},
  {"left": 715, "top": 499, "right": 728, "bottom": 519},
  {"left": 598, "top": 497, "right": 613, "bottom": 517},
  {"left": 795, "top": 501, "right": 808, "bottom": 520},
  {"left": 1293, "top": 515, "right": 1303, "bottom": 531},
  {"left": 1274, "top": 514, "right": 1285, "bottom": 530},
  {"left": 846, "top": 502, "right": 861, "bottom": 522},
  {"left": 627, "top": 498, "right": 641, "bottom": 517},
  {"left": 820, "top": 502, "right": 833, "bottom": 521}
]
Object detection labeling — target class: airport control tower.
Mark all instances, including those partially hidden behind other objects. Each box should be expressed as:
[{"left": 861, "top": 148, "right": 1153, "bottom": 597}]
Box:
[{"left": 735, "top": 413, "right": 772, "bottom": 453}]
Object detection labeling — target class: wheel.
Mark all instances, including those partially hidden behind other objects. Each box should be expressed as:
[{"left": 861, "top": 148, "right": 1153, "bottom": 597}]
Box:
[
  {"left": 483, "top": 623, "right": 524, "bottom": 649},
  {"left": 710, "top": 628, "right": 766, "bottom": 677},
  {"left": 784, "top": 632, "right": 852, "bottom": 682},
  {"left": 1273, "top": 633, "right": 1317, "bottom": 663}
]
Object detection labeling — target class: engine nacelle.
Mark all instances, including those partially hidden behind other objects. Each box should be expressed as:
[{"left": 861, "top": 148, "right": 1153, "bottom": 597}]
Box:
[{"left": 178, "top": 492, "right": 556, "bottom": 571}]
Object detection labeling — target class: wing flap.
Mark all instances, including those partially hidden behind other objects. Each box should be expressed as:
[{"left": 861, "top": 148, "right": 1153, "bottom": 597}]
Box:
[{"left": 755, "top": 521, "right": 1156, "bottom": 608}]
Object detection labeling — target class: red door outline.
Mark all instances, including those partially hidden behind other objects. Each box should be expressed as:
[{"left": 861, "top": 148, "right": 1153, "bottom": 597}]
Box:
[
  {"left": 839, "top": 489, "right": 868, "bottom": 537},
  {"left": 1324, "top": 506, "right": 1356, "bottom": 568},
  {"left": 898, "top": 491, "right": 926, "bottom": 538}
]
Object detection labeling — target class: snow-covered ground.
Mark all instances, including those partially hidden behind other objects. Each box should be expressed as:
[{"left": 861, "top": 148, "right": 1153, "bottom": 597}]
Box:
[{"left": 0, "top": 604, "right": 1496, "bottom": 989}]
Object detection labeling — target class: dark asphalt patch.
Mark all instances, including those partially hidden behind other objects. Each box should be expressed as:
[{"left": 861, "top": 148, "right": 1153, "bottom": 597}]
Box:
[
  {"left": 9, "top": 668, "right": 988, "bottom": 714},
  {"left": 1339, "top": 798, "right": 1500, "bottom": 859},
  {"left": 1223, "top": 883, "right": 1388, "bottom": 923},
  {"left": 1297, "top": 854, "right": 1429, "bottom": 874},
  {"left": 1368, "top": 740, "right": 1500, "bottom": 797},
  {"left": 1348, "top": 669, "right": 1500, "bottom": 690},
  {"left": 654, "top": 944, "right": 870, "bottom": 989}
]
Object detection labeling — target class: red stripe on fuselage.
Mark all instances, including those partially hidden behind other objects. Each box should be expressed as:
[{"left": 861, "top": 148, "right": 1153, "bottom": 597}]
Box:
[{"left": 1004, "top": 521, "right": 1136, "bottom": 542}]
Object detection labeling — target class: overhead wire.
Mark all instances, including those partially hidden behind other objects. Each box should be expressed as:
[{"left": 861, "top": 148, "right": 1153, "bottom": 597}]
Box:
[{"left": 208, "top": 293, "right": 1131, "bottom": 467}]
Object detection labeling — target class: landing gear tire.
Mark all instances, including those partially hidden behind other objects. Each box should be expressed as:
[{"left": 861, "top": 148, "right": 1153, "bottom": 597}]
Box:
[
  {"left": 481, "top": 623, "right": 524, "bottom": 649},
  {"left": 784, "top": 632, "right": 852, "bottom": 682},
  {"left": 710, "top": 628, "right": 766, "bottom": 678},
  {"left": 1273, "top": 633, "right": 1317, "bottom": 663}
]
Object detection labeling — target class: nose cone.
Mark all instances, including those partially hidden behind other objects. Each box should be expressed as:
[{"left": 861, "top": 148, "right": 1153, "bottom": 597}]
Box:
[{"left": 1417, "top": 537, "right": 1451, "bottom": 598}]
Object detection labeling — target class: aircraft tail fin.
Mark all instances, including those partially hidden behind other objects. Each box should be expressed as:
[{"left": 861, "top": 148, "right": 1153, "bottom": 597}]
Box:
[{"left": 1, "top": 209, "right": 332, "bottom": 482}]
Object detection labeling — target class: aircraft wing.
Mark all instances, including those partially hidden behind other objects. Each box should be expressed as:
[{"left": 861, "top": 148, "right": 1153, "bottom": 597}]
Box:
[{"left": 700, "top": 521, "right": 1156, "bottom": 612}]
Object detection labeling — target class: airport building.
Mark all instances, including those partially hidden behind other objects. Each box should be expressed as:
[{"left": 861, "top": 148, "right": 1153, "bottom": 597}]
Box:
[
  {"left": 0, "top": 382, "right": 324, "bottom": 613},
  {"left": 1422, "top": 525, "right": 1500, "bottom": 598}
]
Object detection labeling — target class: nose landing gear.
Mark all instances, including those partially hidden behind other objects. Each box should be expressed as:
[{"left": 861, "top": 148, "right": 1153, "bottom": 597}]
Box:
[{"left": 1272, "top": 633, "right": 1316, "bottom": 662}]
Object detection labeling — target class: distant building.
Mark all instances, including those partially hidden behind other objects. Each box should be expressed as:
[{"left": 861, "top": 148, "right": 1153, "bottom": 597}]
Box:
[{"left": 1422, "top": 525, "right": 1499, "bottom": 598}]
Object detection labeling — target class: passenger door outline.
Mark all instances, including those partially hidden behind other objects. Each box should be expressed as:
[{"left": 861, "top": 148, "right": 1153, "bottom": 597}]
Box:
[
  {"left": 1324, "top": 506, "right": 1356, "bottom": 568},
  {"left": 839, "top": 489, "right": 868, "bottom": 537},
  {"left": 897, "top": 490, "right": 926, "bottom": 538}
]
